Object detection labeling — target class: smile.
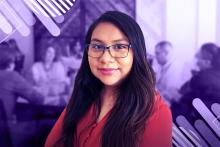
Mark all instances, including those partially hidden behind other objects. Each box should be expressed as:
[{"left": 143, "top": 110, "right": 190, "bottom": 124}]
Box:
[{"left": 98, "top": 68, "right": 119, "bottom": 75}]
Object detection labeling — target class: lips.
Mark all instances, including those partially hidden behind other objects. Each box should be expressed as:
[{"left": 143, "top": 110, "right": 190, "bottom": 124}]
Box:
[{"left": 98, "top": 68, "right": 118, "bottom": 75}]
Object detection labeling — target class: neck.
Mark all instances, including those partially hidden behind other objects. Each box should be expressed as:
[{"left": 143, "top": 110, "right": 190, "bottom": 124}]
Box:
[
  {"left": 101, "top": 86, "right": 117, "bottom": 107},
  {"left": 44, "top": 62, "right": 52, "bottom": 69}
]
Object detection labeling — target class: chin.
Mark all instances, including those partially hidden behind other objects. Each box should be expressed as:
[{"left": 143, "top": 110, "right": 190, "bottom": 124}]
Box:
[{"left": 99, "top": 79, "right": 120, "bottom": 87}]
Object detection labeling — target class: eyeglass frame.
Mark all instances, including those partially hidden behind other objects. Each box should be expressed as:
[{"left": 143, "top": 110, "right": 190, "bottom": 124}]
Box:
[{"left": 85, "top": 43, "right": 132, "bottom": 58}]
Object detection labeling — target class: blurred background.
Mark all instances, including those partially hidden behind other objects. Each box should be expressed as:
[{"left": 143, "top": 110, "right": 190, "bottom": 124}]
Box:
[{"left": 0, "top": 0, "right": 220, "bottom": 146}]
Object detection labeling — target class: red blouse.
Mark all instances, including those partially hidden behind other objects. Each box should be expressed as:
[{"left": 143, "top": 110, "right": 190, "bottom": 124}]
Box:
[{"left": 45, "top": 93, "right": 172, "bottom": 147}]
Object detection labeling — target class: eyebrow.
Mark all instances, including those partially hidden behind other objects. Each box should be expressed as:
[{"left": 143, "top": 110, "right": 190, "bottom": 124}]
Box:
[
  {"left": 90, "top": 38, "right": 104, "bottom": 43},
  {"left": 90, "top": 38, "right": 129, "bottom": 44}
]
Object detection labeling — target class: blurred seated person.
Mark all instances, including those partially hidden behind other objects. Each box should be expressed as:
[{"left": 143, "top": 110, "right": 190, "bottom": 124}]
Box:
[
  {"left": 0, "top": 42, "right": 44, "bottom": 120},
  {"left": 60, "top": 40, "right": 83, "bottom": 89},
  {"left": 60, "top": 40, "right": 83, "bottom": 71},
  {"left": 7, "top": 39, "right": 25, "bottom": 73},
  {"left": 172, "top": 43, "right": 220, "bottom": 118},
  {"left": 154, "top": 41, "right": 182, "bottom": 105},
  {"left": 31, "top": 44, "right": 70, "bottom": 106}
]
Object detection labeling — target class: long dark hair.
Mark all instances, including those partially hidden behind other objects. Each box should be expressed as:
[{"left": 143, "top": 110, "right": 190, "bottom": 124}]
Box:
[{"left": 58, "top": 11, "right": 156, "bottom": 147}]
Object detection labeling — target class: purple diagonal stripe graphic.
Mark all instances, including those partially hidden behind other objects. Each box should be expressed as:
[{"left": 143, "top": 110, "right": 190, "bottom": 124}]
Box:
[
  {"left": 172, "top": 123, "right": 193, "bottom": 146},
  {"left": 58, "top": 0, "right": 70, "bottom": 10},
  {"left": 211, "top": 103, "right": 220, "bottom": 131},
  {"left": 193, "top": 98, "right": 220, "bottom": 137},
  {"left": 25, "top": 0, "right": 49, "bottom": 17},
  {"left": 211, "top": 103, "right": 220, "bottom": 117},
  {"left": 66, "top": 0, "right": 73, "bottom": 6},
  {"left": 50, "top": 0, "right": 66, "bottom": 13},
  {"left": 0, "top": 12, "right": 12, "bottom": 34},
  {"left": 0, "top": 0, "right": 30, "bottom": 36},
  {"left": 24, "top": 0, "right": 60, "bottom": 36},
  {"left": 45, "top": 0, "right": 62, "bottom": 16},
  {"left": 172, "top": 139, "right": 181, "bottom": 147},
  {"left": 176, "top": 115, "right": 208, "bottom": 147},
  {"left": 37, "top": 0, "right": 56, "bottom": 17},
  {"left": 7, "top": 0, "right": 36, "bottom": 26},
  {"left": 195, "top": 119, "right": 220, "bottom": 146}
]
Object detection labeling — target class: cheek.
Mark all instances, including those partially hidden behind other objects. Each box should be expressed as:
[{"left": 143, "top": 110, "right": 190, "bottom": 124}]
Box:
[
  {"left": 88, "top": 58, "right": 98, "bottom": 74},
  {"left": 120, "top": 55, "right": 133, "bottom": 75},
  {"left": 157, "top": 54, "right": 164, "bottom": 61},
  {"left": 197, "top": 60, "right": 207, "bottom": 69}
]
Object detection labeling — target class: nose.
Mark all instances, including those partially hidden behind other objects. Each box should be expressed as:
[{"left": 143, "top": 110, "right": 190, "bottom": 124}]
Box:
[{"left": 99, "top": 48, "right": 114, "bottom": 63}]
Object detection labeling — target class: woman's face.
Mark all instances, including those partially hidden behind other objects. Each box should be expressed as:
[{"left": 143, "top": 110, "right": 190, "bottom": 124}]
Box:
[
  {"left": 88, "top": 22, "right": 134, "bottom": 87},
  {"left": 196, "top": 51, "right": 211, "bottom": 70},
  {"left": 45, "top": 47, "right": 56, "bottom": 63}
]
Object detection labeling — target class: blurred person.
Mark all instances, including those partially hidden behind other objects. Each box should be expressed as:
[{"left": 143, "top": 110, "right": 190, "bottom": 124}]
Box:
[
  {"left": 173, "top": 43, "right": 220, "bottom": 118},
  {"left": 72, "top": 40, "right": 83, "bottom": 59},
  {"left": 45, "top": 11, "right": 172, "bottom": 147},
  {"left": 154, "top": 41, "right": 182, "bottom": 105},
  {"left": 7, "top": 39, "right": 25, "bottom": 73},
  {"left": 60, "top": 40, "right": 83, "bottom": 91},
  {"left": 31, "top": 44, "right": 70, "bottom": 105},
  {"left": 180, "top": 43, "right": 220, "bottom": 103},
  {"left": 60, "top": 40, "right": 83, "bottom": 70},
  {"left": 0, "top": 42, "right": 44, "bottom": 120}
]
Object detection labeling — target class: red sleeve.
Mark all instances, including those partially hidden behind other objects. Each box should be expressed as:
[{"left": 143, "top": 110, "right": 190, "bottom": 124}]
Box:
[
  {"left": 45, "top": 109, "right": 66, "bottom": 147},
  {"left": 140, "top": 96, "right": 172, "bottom": 147}
]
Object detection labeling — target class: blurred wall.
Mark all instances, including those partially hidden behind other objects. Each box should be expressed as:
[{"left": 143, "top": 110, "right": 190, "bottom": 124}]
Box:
[
  {"left": 136, "top": 0, "right": 166, "bottom": 54},
  {"left": 217, "top": 0, "right": 220, "bottom": 45},
  {"left": 196, "top": 0, "right": 217, "bottom": 48},
  {"left": 137, "top": 0, "right": 219, "bottom": 82}
]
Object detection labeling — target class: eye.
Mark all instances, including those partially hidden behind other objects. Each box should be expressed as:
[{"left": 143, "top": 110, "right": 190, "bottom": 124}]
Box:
[
  {"left": 113, "top": 44, "right": 128, "bottom": 49},
  {"left": 91, "top": 44, "right": 104, "bottom": 50}
]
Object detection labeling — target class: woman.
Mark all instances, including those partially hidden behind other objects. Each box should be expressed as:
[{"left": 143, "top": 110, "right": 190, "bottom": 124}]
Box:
[
  {"left": 45, "top": 11, "right": 172, "bottom": 147},
  {"left": 31, "top": 45, "right": 70, "bottom": 105}
]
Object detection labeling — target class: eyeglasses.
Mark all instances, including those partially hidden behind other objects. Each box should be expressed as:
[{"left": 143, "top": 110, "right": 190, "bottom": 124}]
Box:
[{"left": 86, "top": 43, "right": 132, "bottom": 58}]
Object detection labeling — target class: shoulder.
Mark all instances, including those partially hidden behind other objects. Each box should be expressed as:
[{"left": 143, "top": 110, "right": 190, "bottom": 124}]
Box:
[
  {"left": 54, "top": 61, "right": 64, "bottom": 67},
  {"left": 190, "top": 69, "right": 215, "bottom": 85},
  {"left": 140, "top": 92, "right": 172, "bottom": 147},
  {"left": 193, "top": 69, "right": 215, "bottom": 78},
  {"left": 149, "top": 92, "right": 172, "bottom": 122},
  {"left": 32, "top": 62, "right": 43, "bottom": 70},
  {"left": 53, "top": 62, "right": 65, "bottom": 70}
]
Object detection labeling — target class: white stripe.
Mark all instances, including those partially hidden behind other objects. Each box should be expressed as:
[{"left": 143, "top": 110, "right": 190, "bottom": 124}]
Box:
[
  {"left": 59, "top": 0, "right": 70, "bottom": 10},
  {"left": 37, "top": 0, "right": 56, "bottom": 17},
  {"left": 45, "top": 0, "right": 62, "bottom": 16},
  {"left": 179, "top": 127, "right": 202, "bottom": 147},
  {"left": 50, "top": 0, "right": 66, "bottom": 13},
  {"left": 26, "top": 0, "right": 49, "bottom": 17},
  {"left": 0, "top": 0, "right": 30, "bottom": 36},
  {"left": 22, "top": 0, "right": 39, "bottom": 15},
  {"left": 66, "top": 0, "right": 73, "bottom": 6},
  {"left": 7, "top": 0, "right": 36, "bottom": 26},
  {"left": 0, "top": 12, "right": 13, "bottom": 34}
]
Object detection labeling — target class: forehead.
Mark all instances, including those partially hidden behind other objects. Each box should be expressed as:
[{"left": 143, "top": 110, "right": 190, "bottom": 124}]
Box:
[
  {"left": 155, "top": 45, "right": 170, "bottom": 53},
  {"left": 47, "top": 47, "right": 55, "bottom": 52},
  {"left": 91, "top": 22, "right": 128, "bottom": 43}
]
